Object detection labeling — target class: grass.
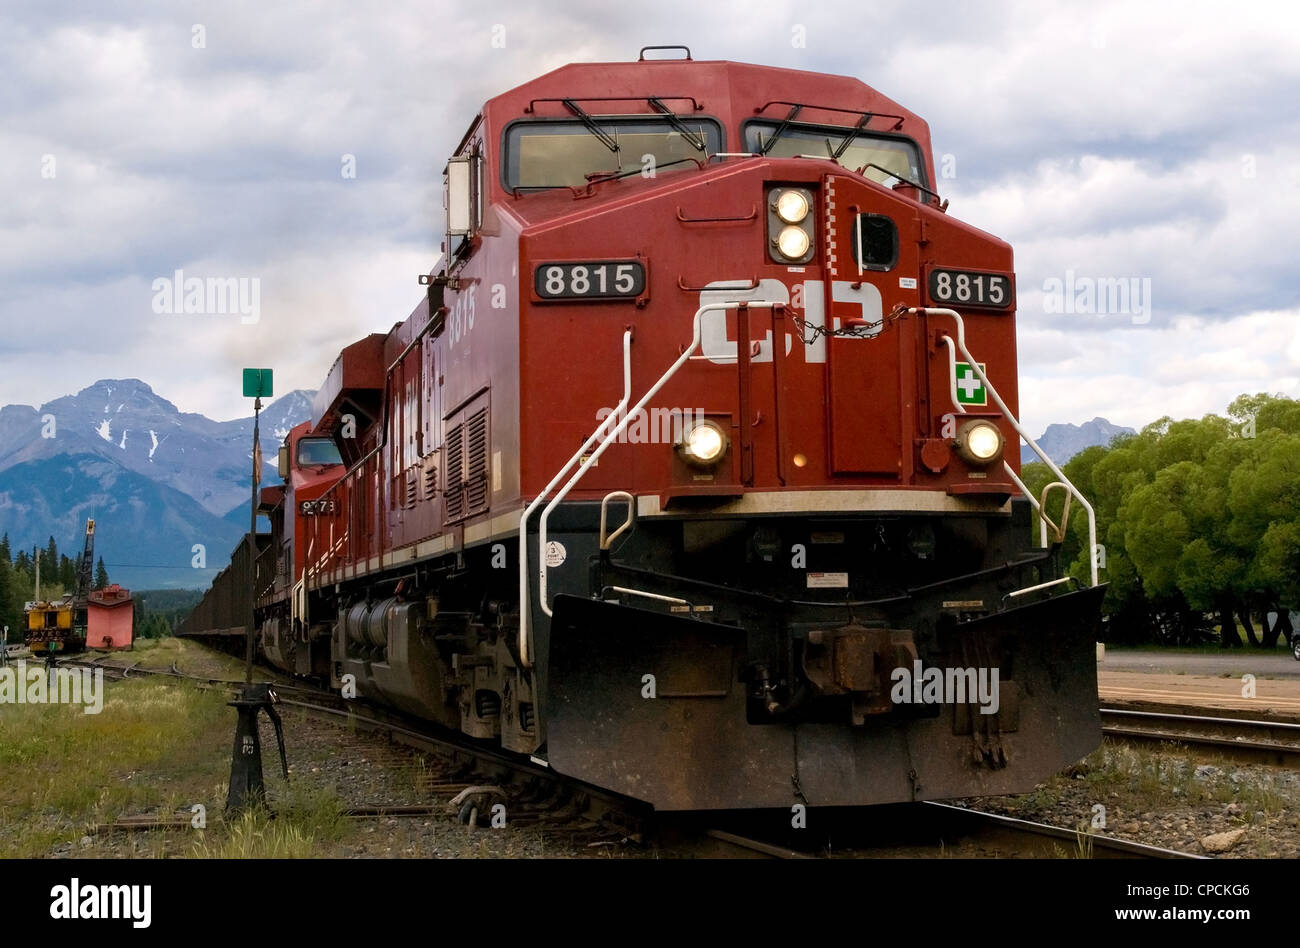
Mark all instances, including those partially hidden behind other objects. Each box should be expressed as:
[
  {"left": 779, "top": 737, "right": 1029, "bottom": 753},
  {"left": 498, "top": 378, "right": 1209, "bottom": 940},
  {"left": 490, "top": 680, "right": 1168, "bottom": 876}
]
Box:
[
  {"left": 191, "top": 789, "right": 348, "bottom": 858},
  {"left": 1015, "top": 738, "right": 1292, "bottom": 821},
  {"left": 89, "top": 635, "right": 251, "bottom": 679},
  {"left": 0, "top": 675, "right": 231, "bottom": 857},
  {"left": 0, "top": 638, "right": 349, "bottom": 858},
  {"left": 192, "top": 808, "right": 316, "bottom": 859},
  {"left": 108, "top": 636, "right": 187, "bottom": 662}
]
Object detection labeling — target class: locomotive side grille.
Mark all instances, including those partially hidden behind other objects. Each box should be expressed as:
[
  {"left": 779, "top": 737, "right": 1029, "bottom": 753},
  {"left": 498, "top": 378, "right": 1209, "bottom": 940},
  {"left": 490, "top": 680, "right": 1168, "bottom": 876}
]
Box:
[
  {"left": 445, "top": 423, "right": 465, "bottom": 521},
  {"left": 444, "top": 396, "right": 489, "bottom": 524},
  {"left": 405, "top": 472, "right": 418, "bottom": 508},
  {"left": 464, "top": 407, "right": 489, "bottom": 515},
  {"left": 424, "top": 462, "right": 438, "bottom": 500}
]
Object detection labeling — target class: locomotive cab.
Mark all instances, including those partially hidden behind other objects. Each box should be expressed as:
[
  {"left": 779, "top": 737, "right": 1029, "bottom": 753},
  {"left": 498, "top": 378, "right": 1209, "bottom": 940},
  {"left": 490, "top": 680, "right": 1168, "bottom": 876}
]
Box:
[{"left": 256, "top": 424, "right": 347, "bottom": 676}]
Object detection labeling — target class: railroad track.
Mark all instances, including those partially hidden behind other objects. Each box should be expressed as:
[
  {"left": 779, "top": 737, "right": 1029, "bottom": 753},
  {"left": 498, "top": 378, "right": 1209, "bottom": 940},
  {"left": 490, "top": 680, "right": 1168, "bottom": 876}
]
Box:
[
  {"left": 913, "top": 803, "right": 1201, "bottom": 859},
  {"left": 62, "top": 652, "right": 1210, "bottom": 858},
  {"left": 1101, "top": 706, "right": 1300, "bottom": 768},
  {"left": 695, "top": 802, "right": 1200, "bottom": 860}
]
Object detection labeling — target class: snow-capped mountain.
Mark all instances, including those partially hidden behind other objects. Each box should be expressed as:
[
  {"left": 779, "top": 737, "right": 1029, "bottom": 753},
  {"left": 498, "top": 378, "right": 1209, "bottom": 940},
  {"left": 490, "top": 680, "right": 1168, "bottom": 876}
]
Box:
[{"left": 0, "top": 380, "right": 316, "bottom": 588}]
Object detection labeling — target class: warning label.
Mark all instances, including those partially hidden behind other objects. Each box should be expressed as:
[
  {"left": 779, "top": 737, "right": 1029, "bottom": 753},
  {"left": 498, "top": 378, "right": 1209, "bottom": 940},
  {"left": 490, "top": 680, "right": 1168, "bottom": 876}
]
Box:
[{"left": 806, "top": 572, "right": 849, "bottom": 589}]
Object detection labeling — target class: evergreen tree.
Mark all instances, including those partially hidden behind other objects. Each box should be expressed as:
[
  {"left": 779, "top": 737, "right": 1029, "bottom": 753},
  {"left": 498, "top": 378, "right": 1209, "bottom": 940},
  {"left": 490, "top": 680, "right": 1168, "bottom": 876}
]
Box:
[
  {"left": 8, "top": 549, "right": 33, "bottom": 634},
  {"left": 94, "top": 557, "right": 110, "bottom": 590},
  {"left": 43, "top": 536, "right": 58, "bottom": 579}
]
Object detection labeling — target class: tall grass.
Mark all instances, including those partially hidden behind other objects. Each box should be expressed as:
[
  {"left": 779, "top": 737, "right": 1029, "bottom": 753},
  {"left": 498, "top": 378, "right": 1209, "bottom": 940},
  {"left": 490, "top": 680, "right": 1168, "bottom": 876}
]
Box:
[{"left": 0, "top": 677, "right": 229, "bottom": 857}]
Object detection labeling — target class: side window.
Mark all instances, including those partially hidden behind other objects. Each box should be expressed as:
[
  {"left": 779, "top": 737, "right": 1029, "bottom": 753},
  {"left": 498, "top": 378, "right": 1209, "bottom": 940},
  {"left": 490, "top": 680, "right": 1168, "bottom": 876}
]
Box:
[
  {"left": 444, "top": 140, "right": 485, "bottom": 254},
  {"left": 852, "top": 214, "right": 899, "bottom": 271},
  {"left": 444, "top": 155, "right": 477, "bottom": 238}
]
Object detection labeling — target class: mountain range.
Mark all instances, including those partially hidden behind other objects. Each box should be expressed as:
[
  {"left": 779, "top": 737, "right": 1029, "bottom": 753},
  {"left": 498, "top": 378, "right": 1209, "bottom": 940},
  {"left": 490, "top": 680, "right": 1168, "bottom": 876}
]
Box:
[
  {"left": 1020, "top": 417, "right": 1136, "bottom": 465},
  {"left": 0, "top": 380, "right": 315, "bottom": 590}
]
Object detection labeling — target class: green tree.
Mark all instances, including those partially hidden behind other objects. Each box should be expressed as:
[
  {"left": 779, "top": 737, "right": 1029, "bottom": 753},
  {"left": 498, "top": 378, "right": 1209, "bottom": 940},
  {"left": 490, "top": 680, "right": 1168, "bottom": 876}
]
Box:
[
  {"left": 94, "top": 557, "right": 110, "bottom": 590},
  {"left": 1225, "top": 425, "right": 1300, "bottom": 645},
  {"left": 1045, "top": 393, "right": 1300, "bottom": 648},
  {"left": 42, "top": 537, "right": 58, "bottom": 583}
]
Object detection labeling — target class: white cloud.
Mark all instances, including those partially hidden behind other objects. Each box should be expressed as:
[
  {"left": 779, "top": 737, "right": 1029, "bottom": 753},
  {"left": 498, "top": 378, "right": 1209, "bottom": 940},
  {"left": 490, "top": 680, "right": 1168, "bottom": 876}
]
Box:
[{"left": 1016, "top": 308, "right": 1300, "bottom": 436}]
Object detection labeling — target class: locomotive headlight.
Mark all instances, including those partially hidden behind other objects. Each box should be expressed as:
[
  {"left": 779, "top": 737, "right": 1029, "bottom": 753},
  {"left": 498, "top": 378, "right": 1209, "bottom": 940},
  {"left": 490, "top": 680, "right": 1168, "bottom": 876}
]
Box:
[
  {"left": 678, "top": 420, "right": 729, "bottom": 467},
  {"left": 767, "top": 187, "right": 815, "bottom": 264},
  {"left": 774, "top": 189, "right": 810, "bottom": 224},
  {"left": 954, "top": 420, "right": 1004, "bottom": 465},
  {"left": 775, "top": 226, "right": 811, "bottom": 260}
]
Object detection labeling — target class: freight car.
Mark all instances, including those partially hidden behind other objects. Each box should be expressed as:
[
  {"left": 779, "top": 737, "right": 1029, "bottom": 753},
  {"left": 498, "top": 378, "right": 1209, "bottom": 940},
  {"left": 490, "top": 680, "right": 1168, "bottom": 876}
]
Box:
[{"left": 181, "top": 49, "right": 1105, "bottom": 811}]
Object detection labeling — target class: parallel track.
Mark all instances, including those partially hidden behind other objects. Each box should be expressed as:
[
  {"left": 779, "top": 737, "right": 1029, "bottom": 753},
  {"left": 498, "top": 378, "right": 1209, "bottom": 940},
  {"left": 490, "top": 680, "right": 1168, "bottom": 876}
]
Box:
[{"left": 1100, "top": 706, "right": 1300, "bottom": 768}]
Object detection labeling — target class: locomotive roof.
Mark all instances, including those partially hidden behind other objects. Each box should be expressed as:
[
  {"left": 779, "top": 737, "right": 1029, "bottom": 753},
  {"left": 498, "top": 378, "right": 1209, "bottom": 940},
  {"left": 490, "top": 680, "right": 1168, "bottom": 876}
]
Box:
[{"left": 484, "top": 58, "right": 931, "bottom": 144}]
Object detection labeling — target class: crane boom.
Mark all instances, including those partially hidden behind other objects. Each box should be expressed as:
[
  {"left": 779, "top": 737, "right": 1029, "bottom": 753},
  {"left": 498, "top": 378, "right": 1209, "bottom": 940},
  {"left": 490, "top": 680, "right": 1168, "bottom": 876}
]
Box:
[{"left": 74, "top": 518, "right": 95, "bottom": 606}]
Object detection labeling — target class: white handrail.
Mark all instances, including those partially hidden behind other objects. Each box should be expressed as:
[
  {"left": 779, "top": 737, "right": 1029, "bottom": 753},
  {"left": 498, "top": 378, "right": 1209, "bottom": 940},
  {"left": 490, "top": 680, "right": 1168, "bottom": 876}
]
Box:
[
  {"left": 1037, "top": 481, "right": 1074, "bottom": 548},
  {"left": 1006, "top": 576, "right": 1075, "bottom": 599},
  {"left": 537, "top": 301, "right": 781, "bottom": 619},
  {"left": 599, "top": 490, "right": 636, "bottom": 550},
  {"left": 517, "top": 330, "right": 633, "bottom": 668},
  {"left": 921, "top": 306, "right": 1099, "bottom": 587}
]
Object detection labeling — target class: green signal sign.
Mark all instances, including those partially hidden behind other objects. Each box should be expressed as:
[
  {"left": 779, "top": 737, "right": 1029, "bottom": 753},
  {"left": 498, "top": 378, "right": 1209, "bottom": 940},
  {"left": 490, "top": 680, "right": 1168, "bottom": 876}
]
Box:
[
  {"left": 955, "top": 362, "right": 987, "bottom": 406},
  {"left": 242, "top": 368, "right": 274, "bottom": 399}
]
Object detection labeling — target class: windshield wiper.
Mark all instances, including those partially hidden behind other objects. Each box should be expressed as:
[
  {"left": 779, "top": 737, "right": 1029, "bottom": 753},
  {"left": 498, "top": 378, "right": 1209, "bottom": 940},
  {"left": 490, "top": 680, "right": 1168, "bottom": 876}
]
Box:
[
  {"left": 758, "top": 104, "right": 803, "bottom": 155},
  {"left": 647, "top": 97, "right": 707, "bottom": 151},
  {"left": 562, "top": 99, "right": 620, "bottom": 154},
  {"left": 579, "top": 156, "right": 706, "bottom": 187},
  {"left": 829, "top": 112, "right": 874, "bottom": 162}
]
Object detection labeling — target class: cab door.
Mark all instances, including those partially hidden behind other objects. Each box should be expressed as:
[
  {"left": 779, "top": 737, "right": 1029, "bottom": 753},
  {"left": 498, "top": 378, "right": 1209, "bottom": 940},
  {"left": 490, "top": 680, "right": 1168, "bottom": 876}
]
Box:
[{"left": 822, "top": 175, "right": 921, "bottom": 478}]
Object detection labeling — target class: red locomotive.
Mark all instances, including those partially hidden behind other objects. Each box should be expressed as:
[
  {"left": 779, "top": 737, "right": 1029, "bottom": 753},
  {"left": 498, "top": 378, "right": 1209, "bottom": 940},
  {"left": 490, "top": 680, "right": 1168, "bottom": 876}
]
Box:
[{"left": 183, "top": 49, "right": 1104, "bottom": 811}]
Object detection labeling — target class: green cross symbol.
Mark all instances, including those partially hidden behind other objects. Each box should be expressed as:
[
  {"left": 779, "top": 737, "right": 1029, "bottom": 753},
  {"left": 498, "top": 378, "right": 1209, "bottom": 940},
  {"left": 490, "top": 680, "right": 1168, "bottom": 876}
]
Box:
[{"left": 955, "top": 362, "right": 987, "bottom": 406}]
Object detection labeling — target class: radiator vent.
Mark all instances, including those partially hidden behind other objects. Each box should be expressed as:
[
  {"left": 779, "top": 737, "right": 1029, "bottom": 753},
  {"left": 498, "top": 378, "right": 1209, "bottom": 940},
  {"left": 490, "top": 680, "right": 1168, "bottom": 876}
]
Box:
[
  {"left": 444, "top": 404, "right": 489, "bottom": 523},
  {"left": 445, "top": 424, "right": 464, "bottom": 521}
]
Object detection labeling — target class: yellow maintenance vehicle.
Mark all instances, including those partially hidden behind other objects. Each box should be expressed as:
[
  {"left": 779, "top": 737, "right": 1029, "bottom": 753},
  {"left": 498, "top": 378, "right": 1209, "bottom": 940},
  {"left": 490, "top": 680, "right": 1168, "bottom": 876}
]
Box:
[{"left": 24, "top": 519, "right": 95, "bottom": 656}]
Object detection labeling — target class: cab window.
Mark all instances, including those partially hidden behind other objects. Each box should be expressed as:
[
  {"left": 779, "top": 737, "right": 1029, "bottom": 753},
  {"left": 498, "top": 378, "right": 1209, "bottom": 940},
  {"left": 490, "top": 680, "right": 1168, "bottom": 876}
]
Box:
[
  {"left": 744, "top": 121, "right": 924, "bottom": 189},
  {"left": 297, "top": 438, "right": 343, "bottom": 466},
  {"left": 504, "top": 118, "right": 723, "bottom": 190}
]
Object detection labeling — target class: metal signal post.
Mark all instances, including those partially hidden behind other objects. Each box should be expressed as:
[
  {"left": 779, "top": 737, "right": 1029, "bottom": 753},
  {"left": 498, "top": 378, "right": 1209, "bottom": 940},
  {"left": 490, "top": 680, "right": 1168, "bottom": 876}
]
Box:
[
  {"left": 226, "top": 368, "right": 287, "bottom": 814},
  {"left": 246, "top": 393, "right": 261, "bottom": 685}
]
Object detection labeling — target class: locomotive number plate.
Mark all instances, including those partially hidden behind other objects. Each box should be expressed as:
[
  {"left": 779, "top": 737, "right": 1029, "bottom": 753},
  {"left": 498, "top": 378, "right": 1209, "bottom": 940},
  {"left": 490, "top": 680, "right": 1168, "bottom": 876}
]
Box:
[
  {"left": 535, "top": 261, "right": 645, "bottom": 300},
  {"left": 927, "top": 268, "right": 1014, "bottom": 310},
  {"left": 300, "top": 499, "right": 337, "bottom": 516}
]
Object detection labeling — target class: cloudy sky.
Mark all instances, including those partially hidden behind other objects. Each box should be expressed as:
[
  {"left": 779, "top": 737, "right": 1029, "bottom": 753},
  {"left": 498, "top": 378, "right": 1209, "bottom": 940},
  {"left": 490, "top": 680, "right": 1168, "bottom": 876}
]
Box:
[{"left": 2, "top": 0, "right": 1298, "bottom": 437}]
